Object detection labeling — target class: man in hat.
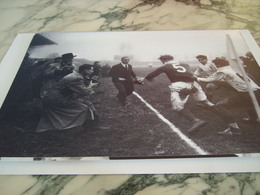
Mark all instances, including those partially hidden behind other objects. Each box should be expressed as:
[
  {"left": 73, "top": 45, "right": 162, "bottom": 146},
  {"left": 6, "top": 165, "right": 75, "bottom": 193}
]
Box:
[
  {"left": 61, "top": 53, "right": 77, "bottom": 70},
  {"left": 40, "top": 53, "right": 77, "bottom": 98}
]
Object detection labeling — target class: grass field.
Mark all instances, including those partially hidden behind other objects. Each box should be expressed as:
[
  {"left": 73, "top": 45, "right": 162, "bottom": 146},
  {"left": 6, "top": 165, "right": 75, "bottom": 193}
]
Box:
[{"left": 0, "top": 66, "right": 259, "bottom": 158}]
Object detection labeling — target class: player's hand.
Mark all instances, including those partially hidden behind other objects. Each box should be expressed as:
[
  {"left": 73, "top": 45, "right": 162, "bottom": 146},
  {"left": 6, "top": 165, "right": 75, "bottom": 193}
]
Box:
[
  {"left": 135, "top": 76, "right": 145, "bottom": 84},
  {"left": 196, "top": 77, "right": 204, "bottom": 82},
  {"left": 61, "top": 65, "right": 74, "bottom": 74},
  {"left": 89, "top": 81, "right": 99, "bottom": 88},
  {"left": 138, "top": 77, "right": 145, "bottom": 82},
  {"left": 92, "top": 75, "right": 99, "bottom": 81}
]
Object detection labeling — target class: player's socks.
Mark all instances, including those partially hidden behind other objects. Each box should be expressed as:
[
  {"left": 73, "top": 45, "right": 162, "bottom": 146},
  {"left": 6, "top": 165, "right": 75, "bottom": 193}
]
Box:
[
  {"left": 229, "top": 122, "right": 239, "bottom": 129},
  {"left": 218, "top": 126, "right": 241, "bottom": 135},
  {"left": 218, "top": 127, "right": 232, "bottom": 135},
  {"left": 187, "top": 119, "right": 206, "bottom": 133}
]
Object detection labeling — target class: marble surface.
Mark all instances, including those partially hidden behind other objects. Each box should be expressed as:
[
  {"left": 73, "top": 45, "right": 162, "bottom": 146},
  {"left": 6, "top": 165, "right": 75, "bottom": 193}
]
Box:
[
  {"left": 0, "top": 173, "right": 260, "bottom": 195},
  {"left": 0, "top": 0, "right": 260, "bottom": 62},
  {"left": 0, "top": 0, "right": 260, "bottom": 194}
]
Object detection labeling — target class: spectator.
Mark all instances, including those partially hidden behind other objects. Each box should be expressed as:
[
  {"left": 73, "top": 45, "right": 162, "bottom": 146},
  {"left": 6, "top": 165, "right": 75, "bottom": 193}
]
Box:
[
  {"left": 40, "top": 53, "right": 77, "bottom": 98},
  {"left": 36, "top": 64, "right": 99, "bottom": 132},
  {"left": 109, "top": 56, "right": 140, "bottom": 106}
]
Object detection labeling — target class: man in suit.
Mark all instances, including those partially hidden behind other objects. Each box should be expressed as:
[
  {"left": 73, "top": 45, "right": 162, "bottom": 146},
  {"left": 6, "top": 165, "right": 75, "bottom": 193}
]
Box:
[{"left": 109, "top": 56, "right": 139, "bottom": 106}]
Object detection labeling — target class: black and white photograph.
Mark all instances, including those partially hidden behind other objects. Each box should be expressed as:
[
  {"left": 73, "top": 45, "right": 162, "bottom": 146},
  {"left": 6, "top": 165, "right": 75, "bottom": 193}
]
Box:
[{"left": 0, "top": 30, "right": 259, "bottom": 159}]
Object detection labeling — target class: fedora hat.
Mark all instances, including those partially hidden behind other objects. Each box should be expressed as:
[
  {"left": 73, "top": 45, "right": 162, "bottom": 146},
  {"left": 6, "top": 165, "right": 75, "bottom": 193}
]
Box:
[{"left": 61, "top": 53, "right": 77, "bottom": 59}]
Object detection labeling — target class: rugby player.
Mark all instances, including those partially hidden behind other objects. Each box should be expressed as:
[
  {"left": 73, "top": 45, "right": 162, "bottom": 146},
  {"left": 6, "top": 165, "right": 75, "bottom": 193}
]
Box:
[
  {"left": 195, "top": 55, "right": 218, "bottom": 77},
  {"left": 141, "top": 55, "right": 211, "bottom": 133},
  {"left": 195, "top": 55, "right": 222, "bottom": 101},
  {"left": 198, "top": 62, "right": 260, "bottom": 134}
]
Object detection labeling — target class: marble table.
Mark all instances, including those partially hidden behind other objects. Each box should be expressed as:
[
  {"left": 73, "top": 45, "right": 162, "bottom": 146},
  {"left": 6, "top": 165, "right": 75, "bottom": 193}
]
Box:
[{"left": 0, "top": 0, "right": 260, "bottom": 194}]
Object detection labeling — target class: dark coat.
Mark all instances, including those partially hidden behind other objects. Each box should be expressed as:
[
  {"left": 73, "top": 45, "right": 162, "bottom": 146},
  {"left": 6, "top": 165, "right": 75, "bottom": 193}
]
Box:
[{"left": 109, "top": 63, "right": 136, "bottom": 95}]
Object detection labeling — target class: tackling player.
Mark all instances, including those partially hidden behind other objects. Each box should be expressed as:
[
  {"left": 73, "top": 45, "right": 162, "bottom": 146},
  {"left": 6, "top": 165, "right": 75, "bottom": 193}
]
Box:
[{"left": 198, "top": 62, "right": 260, "bottom": 134}]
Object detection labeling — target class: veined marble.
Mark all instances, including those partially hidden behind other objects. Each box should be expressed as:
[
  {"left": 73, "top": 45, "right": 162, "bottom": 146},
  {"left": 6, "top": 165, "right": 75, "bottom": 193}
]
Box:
[
  {"left": 0, "top": 0, "right": 259, "bottom": 61},
  {"left": 0, "top": 0, "right": 260, "bottom": 194},
  {"left": 0, "top": 173, "right": 259, "bottom": 195}
]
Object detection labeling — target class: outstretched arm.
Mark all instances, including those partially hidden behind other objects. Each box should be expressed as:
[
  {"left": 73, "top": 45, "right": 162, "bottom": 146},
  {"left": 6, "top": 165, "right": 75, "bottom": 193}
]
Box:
[
  {"left": 194, "top": 67, "right": 203, "bottom": 77},
  {"left": 197, "top": 71, "right": 225, "bottom": 83},
  {"left": 145, "top": 66, "right": 165, "bottom": 81}
]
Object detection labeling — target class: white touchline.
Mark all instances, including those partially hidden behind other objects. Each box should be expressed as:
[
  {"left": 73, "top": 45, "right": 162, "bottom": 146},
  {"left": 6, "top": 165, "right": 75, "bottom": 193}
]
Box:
[{"left": 133, "top": 91, "right": 208, "bottom": 155}]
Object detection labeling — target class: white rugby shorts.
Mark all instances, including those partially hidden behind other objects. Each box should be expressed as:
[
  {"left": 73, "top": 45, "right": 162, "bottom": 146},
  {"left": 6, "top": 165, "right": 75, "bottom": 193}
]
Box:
[{"left": 169, "top": 81, "right": 207, "bottom": 111}]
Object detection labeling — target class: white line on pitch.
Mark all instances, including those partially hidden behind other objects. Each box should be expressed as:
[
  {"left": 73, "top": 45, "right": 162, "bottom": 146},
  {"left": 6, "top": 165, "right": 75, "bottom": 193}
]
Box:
[{"left": 133, "top": 91, "right": 208, "bottom": 155}]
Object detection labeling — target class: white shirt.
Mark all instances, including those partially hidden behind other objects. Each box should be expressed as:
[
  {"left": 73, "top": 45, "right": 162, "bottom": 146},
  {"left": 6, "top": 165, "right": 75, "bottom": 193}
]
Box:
[
  {"left": 198, "top": 66, "right": 260, "bottom": 92},
  {"left": 194, "top": 62, "right": 218, "bottom": 77},
  {"left": 121, "top": 62, "right": 128, "bottom": 69}
]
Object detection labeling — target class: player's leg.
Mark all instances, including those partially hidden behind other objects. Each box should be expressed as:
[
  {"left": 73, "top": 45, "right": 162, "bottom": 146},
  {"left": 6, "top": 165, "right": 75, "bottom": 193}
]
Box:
[
  {"left": 209, "top": 96, "right": 241, "bottom": 134},
  {"left": 170, "top": 86, "right": 205, "bottom": 133},
  {"left": 192, "top": 81, "right": 240, "bottom": 134},
  {"left": 113, "top": 81, "right": 127, "bottom": 106},
  {"left": 241, "top": 91, "right": 260, "bottom": 124}
]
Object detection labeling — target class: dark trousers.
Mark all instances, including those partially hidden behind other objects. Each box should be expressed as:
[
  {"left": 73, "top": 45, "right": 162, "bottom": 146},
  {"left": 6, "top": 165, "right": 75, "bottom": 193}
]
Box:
[
  {"left": 207, "top": 104, "right": 236, "bottom": 124},
  {"left": 113, "top": 81, "right": 133, "bottom": 105},
  {"left": 216, "top": 90, "right": 260, "bottom": 121}
]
